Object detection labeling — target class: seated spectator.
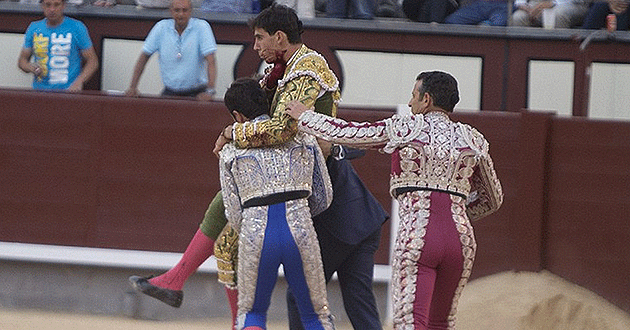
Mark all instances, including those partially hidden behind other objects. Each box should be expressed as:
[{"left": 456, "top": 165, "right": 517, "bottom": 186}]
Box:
[
  {"left": 92, "top": 0, "right": 116, "bottom": 6},
  {"left": 403, "top": 0, "right": 459, "bottom": 22},
  {"left": 201, "top": 0, "right": 254, "bottom": 13},
  {"left": 326, "top": 0, "right": 377, "bottom": 19},
  {"left": 444, "top": 0, "right": 510, "bottom": 26},
  {"left": 510, "top": 0, "right": 590, "bottom": 28},
  {"left": 582, "top": 0, "right": 629, "bottom": 30}
]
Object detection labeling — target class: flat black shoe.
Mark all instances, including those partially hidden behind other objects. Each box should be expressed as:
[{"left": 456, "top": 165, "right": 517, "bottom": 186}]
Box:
[{"left": 128, "top": 275, "right": 183, "bottom": 308}]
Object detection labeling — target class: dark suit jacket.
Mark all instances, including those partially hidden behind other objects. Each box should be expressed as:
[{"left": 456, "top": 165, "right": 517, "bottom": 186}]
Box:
[{"left": 313, "top": 150, "right": 389, "bottom": 245}]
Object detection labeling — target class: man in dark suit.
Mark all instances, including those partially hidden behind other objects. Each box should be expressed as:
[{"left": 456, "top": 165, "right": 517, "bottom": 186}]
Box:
[
  {"left": 287, "top": 144, "right": 389, "bottom": 330},
  {"left": 131, "top": 5, "right": 388, "bottom": 329}
]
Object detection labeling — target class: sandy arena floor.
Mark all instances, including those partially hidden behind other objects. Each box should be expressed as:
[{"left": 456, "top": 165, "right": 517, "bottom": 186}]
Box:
[{"left": 2, "top": 270, "right": 629, "bottom": 330}]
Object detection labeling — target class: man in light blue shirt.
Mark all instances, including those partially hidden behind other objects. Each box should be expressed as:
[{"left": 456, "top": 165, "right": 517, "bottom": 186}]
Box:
[{"left": 126, "top": 0, "right": 218, "bottom": 101}]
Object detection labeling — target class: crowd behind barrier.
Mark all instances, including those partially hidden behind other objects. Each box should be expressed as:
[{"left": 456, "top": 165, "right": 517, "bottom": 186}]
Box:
[
  {"left": 2, "top": 1, "right": 630, "bottom": 120},
  {"left": 3, "top": 0, "right": 629, "bottom": 28}
]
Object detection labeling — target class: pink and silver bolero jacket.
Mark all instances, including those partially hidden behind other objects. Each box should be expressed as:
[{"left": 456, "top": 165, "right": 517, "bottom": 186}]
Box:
[{"left": 295, "top": 110, "right": 503, "bottom": 221}]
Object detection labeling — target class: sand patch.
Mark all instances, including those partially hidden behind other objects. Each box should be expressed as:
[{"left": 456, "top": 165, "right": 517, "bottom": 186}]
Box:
[{"left": 457, "top": 270, "right": 630, "bottom": 330}]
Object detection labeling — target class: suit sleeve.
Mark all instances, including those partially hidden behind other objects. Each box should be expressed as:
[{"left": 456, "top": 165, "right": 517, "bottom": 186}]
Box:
[{"left": 307, "top": 139, "right": 333, "bottom": 217}]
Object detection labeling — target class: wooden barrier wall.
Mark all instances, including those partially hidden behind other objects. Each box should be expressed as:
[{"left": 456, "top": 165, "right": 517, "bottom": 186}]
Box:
[{"left": 1, "top": 89, "right": 629, "bottom": 313}]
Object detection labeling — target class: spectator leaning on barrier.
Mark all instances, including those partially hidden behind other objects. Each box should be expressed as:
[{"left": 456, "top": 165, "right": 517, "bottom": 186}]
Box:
[
  {"left": 125, "top": 0, "right": 217, "bottom": 101},
  {"left": 18, "top": 0, "right": 99, "bottom": 91},
  {"left": 325, "top": 0, "right": 377, "bottom": 19},
  {"left": 510, "top": 0, "right": 591, "bottom": 28}
]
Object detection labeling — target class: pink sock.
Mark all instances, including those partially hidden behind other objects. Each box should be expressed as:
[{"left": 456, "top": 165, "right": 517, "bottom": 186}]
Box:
[
  {"left": 149, "top": 229, "right": 214, "bottom": 291},
  {"left": 225, "top": 287, "right": 239, "bottom": 330}
]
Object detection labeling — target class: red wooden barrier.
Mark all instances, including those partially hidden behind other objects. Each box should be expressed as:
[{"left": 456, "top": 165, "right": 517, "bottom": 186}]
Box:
[{"left": 1, "top": 89, "right": 629, "bottom": 313}]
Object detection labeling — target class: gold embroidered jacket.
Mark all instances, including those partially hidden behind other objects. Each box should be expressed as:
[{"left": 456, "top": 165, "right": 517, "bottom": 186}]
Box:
[{"left": 232, "top": 45, "right": 341, "bottom": 148}]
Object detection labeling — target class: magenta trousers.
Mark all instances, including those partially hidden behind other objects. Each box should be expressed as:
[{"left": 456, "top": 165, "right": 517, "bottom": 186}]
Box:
[{"left": 391, "top": 190, "right": 476, "bottom": 330}]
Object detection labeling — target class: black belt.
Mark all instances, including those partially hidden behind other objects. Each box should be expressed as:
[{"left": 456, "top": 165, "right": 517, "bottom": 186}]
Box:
[
  {"left": 395, "top": 186, "right": 466, "bottom": 199},
  {"left": 162, "top": 85, "right": 206, "bottom": 97},
  {"left": 242, "top": 190, "right": 310, "bottom": 208}
]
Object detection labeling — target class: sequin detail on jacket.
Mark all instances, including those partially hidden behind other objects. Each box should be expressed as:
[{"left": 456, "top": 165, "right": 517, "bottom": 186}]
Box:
[
  {"left": 232, "top": 45, "right": 341, "bottom": 148},
  {"left": 297, "top": 110, "right": 503, "bottom": 221}
]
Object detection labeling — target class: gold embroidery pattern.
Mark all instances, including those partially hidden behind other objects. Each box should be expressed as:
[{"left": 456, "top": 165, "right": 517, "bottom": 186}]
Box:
[
  {"left": 279, "top": 45, "right": 339, "bottom": 90},
  {"left": 233, "top": 45, "right": 340, "bottom": 148},
  {"left": 276, "top": 75, "right": 323, "bottom": 115},
  {"left": 214, "top": 225, "right": 239, "bottom": 288}
]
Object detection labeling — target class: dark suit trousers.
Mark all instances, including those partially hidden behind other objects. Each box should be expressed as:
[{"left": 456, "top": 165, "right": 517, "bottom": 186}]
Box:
[{"left": 286, "top": 222, "right": 383, "bottom": 330}]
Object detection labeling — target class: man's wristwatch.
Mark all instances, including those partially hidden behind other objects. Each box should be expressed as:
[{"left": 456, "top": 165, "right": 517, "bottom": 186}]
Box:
[{"left": 206, "top": 87, "right": 216, "bottom": 95}]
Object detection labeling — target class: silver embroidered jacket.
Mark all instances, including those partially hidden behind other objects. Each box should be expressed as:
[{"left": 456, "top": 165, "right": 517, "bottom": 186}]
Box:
[
  {"left": 218, "top": 131, "right": 333, "bottom": 230},
  {"left": 297, "top": 110, "right": 503, "bottom": 221}
]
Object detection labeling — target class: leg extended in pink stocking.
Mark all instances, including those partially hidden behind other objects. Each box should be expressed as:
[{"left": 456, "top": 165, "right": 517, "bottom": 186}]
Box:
[
  {"left": 129, "top": 192, "right": 227, "bottom": 308},
  {"left": 128, "top": 228, "right": 215, "bottom": 308},
  {"left": 149, "top": 228, "right": 215, "bottom": 290}
]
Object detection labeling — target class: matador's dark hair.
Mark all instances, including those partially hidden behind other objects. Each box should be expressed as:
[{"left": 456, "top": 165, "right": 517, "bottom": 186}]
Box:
[
  {"left": 223, "top": 78, "right": 269, "bottom": 120},
  {"left": 416, "top": 71, "right": 460, "bottom": 112},
  {"left": 248, "top": 4, "right": 303, "bottom": 44}
]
